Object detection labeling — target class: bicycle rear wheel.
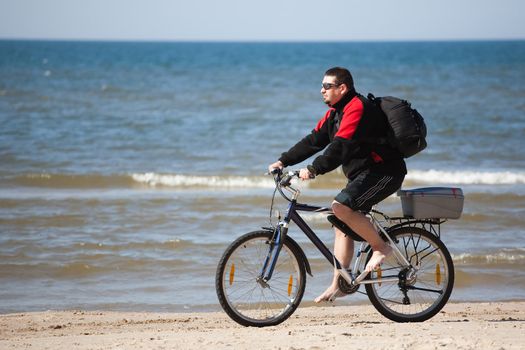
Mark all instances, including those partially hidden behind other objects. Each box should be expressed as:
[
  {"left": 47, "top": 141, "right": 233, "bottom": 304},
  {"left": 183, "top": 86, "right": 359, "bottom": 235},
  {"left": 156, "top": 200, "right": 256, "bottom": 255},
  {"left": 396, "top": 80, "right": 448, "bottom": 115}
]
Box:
[
  {"left": 215, "top": 230, "right": 306, "bottom": 327},
  {"left": 365, "top": 227, "right": 454, "bottom": 322}
]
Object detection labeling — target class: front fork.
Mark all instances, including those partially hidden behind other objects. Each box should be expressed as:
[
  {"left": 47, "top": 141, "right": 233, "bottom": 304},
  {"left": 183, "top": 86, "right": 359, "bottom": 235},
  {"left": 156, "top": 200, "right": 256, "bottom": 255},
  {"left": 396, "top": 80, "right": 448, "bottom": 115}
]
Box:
[{"left": 259, "top": 222, "right": 288, "bottom": 283}]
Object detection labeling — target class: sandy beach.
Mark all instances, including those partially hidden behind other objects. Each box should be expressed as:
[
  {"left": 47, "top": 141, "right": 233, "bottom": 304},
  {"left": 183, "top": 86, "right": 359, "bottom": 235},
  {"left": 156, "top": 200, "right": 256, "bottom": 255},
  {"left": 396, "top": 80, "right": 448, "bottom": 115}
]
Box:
[{"left": 1, "top": 301, "right": 523, "bottom": 350}]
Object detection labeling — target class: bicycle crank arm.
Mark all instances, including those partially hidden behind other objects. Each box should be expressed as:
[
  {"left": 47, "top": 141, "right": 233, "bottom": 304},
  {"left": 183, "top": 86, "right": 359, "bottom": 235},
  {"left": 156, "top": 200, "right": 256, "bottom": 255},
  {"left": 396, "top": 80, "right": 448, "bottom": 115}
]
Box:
[{"left": 353, "top": 270, "right": 370, "bottom": 284}]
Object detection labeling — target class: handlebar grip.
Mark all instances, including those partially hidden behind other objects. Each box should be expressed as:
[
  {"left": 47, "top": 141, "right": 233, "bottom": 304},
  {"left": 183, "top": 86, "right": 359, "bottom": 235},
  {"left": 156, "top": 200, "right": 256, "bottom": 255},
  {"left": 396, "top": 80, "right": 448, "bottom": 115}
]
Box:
[{"left": 269, "top": 168, "right": 282, "bottom": 175}]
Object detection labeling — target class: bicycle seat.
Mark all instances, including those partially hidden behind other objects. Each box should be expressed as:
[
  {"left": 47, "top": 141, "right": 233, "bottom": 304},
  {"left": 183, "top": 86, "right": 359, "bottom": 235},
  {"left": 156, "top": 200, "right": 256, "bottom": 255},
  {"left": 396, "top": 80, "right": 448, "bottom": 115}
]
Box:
[{"left": 327, "top": 215, "right": 365, "bottom": 241}]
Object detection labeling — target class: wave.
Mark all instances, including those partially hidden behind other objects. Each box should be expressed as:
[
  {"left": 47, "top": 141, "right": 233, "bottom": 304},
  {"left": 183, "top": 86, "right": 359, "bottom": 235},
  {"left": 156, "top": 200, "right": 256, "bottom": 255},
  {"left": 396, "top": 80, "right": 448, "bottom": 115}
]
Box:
[
  {"left": 405, "top": 170, "right": 525, "bottom": 185},
  {"left": 1, "top": 172, "right": 275, "bottom": 189},
  {"left": 0, "top": 258, "right": 198, "bottom": 279},
  {"left": 452, "top": 248, "right": 525, "bottom": 265},
  {"left": 131, "top": 172, "right": 275, "bottom": 189},
  {"left": 2, "top": 169, "right": 524, "bottom": 191}
]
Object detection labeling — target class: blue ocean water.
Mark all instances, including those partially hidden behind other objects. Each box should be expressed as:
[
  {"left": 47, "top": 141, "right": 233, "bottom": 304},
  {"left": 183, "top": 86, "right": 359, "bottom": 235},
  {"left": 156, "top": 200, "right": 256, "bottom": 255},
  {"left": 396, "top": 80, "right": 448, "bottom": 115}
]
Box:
[{"left": 0, "top": 40, "right": 524, "bottom": 313}]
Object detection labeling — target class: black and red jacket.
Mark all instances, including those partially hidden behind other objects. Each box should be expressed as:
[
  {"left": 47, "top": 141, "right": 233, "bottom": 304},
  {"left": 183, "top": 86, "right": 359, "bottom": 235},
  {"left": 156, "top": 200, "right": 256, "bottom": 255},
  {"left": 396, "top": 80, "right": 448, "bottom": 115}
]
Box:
[{"left": 279, "top": 92, "right": 407, "bottom": 180}]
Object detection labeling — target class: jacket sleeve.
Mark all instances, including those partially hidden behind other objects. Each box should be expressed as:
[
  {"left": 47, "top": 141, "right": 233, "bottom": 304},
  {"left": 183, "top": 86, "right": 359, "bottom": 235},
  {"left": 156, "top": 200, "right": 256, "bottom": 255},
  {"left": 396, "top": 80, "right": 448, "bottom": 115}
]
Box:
[
  {"left": 310, "top": 99, "right": 364, "bottom": 175},
  {"left": 279, "top": 110, "right": 332, "bottom": 167}
]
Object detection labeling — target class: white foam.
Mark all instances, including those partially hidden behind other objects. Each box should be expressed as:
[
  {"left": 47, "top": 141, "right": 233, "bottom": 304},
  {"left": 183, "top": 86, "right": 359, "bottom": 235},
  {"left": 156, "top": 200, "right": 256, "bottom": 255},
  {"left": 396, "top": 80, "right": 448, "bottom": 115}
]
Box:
[
  {"left": 131, "top": 169, "right": 525, "bottom": 190},
  {"left": 453, "top": 248, "right": 525, "bottom": 264},
  {"left": 406, "top": 170, "right": 525, "bottom": 185},
  {"left": 131, "top": 173, "right": 275, "bottom": 189}
]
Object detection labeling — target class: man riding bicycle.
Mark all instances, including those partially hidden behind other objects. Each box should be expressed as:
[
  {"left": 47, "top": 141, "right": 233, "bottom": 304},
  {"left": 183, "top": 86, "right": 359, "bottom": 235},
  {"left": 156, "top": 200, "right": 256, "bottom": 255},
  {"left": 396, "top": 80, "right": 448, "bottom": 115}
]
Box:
[{"left": 268, "top": 67, "right": 406, "bottom": 302}]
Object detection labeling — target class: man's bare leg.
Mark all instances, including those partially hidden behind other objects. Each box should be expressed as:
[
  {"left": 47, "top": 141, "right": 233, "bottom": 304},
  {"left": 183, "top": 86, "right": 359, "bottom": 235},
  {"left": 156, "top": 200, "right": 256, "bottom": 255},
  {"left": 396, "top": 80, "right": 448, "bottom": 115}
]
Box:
[
  {"left": 332, "top": 201, "right": 392, "bottom": 272},
  {"left": 314, "top": 228, "right": 354, "bottom": 303}
]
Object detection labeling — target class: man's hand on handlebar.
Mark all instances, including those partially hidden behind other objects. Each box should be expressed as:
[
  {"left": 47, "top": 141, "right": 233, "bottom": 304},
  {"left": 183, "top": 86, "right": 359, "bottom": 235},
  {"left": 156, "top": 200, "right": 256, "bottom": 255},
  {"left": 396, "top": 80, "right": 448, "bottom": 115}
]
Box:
[
  {"left": 268, "top": 161, "right": 284, "bottom": 174},
  {"left": 268, "top": 161, "right": 315, "bottom": 181},
  {"left": 298, "top": 168, "right": 315, "bottom": 181}
]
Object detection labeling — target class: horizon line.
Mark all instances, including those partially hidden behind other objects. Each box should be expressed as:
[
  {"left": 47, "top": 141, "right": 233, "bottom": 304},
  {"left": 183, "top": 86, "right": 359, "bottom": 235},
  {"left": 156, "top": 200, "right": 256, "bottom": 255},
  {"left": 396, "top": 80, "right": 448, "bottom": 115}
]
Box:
[{"left": 1, "top": 37, "right": 524, "bottom": 44}]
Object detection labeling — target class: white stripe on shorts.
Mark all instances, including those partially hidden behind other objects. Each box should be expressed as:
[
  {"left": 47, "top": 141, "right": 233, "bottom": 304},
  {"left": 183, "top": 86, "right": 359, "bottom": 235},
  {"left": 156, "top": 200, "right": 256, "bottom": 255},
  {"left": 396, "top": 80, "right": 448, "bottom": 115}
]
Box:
[{"left": 354, "top": 175, "right": 393, "bottom": 208}]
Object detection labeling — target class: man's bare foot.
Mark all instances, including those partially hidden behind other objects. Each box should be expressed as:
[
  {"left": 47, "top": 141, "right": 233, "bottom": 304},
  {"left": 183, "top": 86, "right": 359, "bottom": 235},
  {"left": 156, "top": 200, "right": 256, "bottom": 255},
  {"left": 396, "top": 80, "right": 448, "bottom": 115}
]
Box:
[
  {"left": 365, "top": 245, "right": 393, "bottom": 272},
  {"left": 314, "top": 287, "right": 344, "bottom": 303}
]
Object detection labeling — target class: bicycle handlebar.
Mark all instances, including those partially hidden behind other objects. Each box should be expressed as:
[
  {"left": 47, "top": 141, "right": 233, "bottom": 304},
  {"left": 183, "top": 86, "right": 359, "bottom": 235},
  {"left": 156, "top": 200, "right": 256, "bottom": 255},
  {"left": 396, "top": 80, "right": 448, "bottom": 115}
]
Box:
[{"left": 267, "top": 168, "right": 300, "bottom": 187}]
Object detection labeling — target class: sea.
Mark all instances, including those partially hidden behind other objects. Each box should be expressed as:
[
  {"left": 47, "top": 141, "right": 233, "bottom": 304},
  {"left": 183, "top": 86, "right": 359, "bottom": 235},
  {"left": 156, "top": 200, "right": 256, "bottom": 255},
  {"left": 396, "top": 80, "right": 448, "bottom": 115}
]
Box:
[{"left": 1, "top": 40, "right": 524, "bottom": 314}]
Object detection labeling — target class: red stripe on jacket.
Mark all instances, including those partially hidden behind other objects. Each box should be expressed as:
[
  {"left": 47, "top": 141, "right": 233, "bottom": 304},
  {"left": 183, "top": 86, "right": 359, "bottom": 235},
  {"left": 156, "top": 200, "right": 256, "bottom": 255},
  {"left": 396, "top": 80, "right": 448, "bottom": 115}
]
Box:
[{"left": 335, "top": 96, "right": 364, "bottom": 139}]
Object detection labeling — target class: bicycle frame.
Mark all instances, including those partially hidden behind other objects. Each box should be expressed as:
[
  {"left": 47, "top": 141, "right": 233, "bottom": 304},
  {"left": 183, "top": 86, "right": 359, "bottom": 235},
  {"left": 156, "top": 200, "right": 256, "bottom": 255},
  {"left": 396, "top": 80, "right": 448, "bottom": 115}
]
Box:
[{"left": 260, "top": 177, "right": 413, "bottom": 288}]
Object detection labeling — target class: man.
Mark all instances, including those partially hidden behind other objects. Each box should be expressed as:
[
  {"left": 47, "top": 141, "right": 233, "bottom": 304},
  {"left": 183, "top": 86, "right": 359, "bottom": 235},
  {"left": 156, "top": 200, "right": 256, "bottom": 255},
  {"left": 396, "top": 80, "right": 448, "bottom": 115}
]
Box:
[{"left": 268, "top": 67, "right": 406, "bottom": 303}]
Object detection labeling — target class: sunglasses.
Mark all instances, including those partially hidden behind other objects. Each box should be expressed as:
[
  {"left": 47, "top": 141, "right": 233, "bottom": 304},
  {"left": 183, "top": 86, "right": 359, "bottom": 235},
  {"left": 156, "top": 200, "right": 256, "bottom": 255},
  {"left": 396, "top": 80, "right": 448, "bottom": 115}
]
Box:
[{"left": 322, "top": 82, "right": 342, "bottom": 90}]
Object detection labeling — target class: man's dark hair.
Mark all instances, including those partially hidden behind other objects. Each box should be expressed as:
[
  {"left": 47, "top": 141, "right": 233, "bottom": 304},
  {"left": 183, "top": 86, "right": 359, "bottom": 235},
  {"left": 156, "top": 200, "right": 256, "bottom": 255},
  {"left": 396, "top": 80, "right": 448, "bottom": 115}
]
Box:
[{"left": 325, "top": 67, "right": 356, "bottom": 94}]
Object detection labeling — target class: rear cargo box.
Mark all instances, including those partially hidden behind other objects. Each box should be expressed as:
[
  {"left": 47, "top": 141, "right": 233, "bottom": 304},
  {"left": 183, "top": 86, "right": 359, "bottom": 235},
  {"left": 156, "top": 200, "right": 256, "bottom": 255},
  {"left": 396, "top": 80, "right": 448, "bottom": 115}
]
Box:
[{"left": 397, "top": 187, "right": 464, "bottom": 219}]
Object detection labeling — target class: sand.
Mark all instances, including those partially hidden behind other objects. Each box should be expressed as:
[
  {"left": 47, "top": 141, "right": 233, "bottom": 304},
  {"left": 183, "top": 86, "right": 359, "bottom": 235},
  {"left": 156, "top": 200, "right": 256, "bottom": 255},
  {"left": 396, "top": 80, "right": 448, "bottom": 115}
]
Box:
[{"left": 1, "top": 302, "right": 524, "bottom": 350}]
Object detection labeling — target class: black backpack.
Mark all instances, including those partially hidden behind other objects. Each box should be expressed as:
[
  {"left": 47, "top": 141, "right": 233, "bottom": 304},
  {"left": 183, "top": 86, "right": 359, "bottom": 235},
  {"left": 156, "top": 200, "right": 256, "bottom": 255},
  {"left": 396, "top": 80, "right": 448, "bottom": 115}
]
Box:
[{"left": 367, "top": 93, "right": 427, "bottom": 158}]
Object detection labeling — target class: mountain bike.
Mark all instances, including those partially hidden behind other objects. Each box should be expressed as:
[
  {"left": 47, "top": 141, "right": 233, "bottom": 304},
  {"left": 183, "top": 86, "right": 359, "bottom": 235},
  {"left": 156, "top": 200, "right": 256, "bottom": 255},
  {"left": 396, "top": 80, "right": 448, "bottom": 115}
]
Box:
[{"left": 215, "top": 169, "right": 455, "bottom": 327}]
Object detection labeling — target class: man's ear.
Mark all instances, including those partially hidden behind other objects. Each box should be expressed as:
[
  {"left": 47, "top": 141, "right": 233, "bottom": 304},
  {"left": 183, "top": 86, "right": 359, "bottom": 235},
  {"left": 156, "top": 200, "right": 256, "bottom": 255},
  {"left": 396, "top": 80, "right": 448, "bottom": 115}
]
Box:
[{"left": 340, "top": 83, "right": 349, "bottom": 94}]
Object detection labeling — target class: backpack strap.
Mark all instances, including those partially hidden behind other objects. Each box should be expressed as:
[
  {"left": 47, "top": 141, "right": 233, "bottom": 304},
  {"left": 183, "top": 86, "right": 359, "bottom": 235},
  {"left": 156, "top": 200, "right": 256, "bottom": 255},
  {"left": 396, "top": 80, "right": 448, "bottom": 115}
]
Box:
[{"left": 358, "top": 94, "right": 390, "bottom": 146}]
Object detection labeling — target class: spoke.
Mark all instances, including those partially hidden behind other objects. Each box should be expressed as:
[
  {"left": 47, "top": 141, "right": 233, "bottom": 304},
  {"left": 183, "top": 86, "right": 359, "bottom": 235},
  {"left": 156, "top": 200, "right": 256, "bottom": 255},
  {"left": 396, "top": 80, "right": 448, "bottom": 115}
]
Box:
[
  {"left": 378, "top": 295, "right": 406, "bottom": 305},
  {"left": 406, "top": 285, "right": 444, "bottom": 294}
]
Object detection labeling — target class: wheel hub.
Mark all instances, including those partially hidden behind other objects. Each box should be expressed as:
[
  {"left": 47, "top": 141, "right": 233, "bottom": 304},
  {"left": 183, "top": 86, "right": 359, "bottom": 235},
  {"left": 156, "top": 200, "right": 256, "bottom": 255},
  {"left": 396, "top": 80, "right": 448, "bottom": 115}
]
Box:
[
  {"left": 398, "top": 268, "right": 417, "bottom": 287},
  {"left": 405, "top": 269, "right": 417, "bottom": 285},
  {"left": 256, "top": 276, "right": 270, "bottom": 288}
]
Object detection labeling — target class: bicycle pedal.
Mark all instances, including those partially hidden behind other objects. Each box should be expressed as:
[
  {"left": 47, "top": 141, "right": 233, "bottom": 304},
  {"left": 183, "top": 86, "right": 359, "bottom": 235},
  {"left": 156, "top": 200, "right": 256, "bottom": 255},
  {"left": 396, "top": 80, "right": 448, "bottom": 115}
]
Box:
[{"left": 328, "top": 289, "right": 346, "bottom": 302}]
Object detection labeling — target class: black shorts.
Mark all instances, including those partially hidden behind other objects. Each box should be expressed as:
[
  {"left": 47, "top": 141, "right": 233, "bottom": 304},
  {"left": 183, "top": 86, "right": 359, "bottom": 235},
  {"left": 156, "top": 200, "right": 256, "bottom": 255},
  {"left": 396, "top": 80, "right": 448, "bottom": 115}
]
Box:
[{"left": 334, "top": 170, "right": 405, "bottom": 212}]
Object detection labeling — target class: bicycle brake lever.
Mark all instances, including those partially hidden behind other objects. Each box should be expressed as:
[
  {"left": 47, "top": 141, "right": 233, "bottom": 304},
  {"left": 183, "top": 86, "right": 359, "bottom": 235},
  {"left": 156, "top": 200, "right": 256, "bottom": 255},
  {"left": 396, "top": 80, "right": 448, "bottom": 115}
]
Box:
[
  {"left": 280, "top": 175, "right": 293, "bottom": 187},
  {"left": 280, "top": 171, "right": 300, "bottom": 187}
]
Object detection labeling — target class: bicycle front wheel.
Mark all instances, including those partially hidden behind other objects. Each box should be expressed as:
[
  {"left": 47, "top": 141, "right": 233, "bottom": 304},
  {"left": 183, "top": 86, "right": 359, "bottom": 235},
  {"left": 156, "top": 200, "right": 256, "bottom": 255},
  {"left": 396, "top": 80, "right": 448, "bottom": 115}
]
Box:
[
  {"left": 215, "top": 230, "right": 306, "bottom": 327},
  {"left": 365, "top": 227, "right": 454, "bottom": 322}
]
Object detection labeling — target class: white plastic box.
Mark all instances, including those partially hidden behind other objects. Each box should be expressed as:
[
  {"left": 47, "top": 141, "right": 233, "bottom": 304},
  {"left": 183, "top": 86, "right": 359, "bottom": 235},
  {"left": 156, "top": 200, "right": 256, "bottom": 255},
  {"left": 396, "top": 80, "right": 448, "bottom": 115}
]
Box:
[{"left": 397, "top": 187, "right": 464, "bottom": 219}]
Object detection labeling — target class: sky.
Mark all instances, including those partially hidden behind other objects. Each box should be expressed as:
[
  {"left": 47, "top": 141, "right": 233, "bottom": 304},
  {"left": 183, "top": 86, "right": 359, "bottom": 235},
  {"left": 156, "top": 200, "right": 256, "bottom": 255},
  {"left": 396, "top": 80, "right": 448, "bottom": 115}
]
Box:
[{"left": 1, "top": 0, "right": 524, "bottom": 41}]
